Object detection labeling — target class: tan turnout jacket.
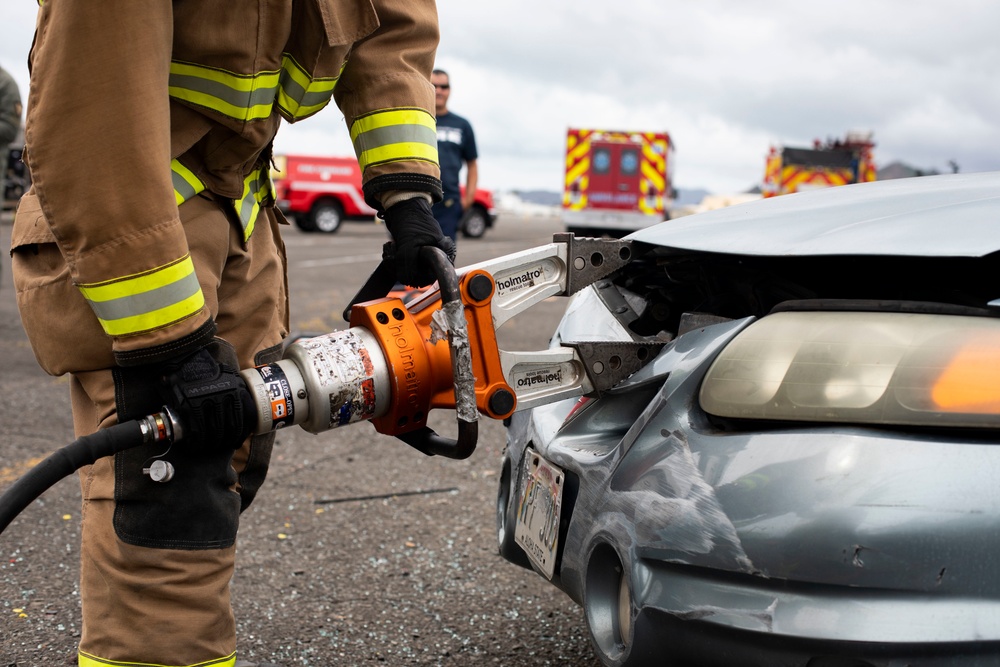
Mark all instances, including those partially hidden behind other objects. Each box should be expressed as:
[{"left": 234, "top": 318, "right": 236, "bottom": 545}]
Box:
[{"left": 18, "top": 0, "right": 442, "bottom": 366}]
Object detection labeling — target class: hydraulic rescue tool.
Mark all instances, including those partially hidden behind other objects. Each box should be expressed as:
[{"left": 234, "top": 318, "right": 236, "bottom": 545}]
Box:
[{"left": 0, "top": 234, "right": 663, "bottom": 535}]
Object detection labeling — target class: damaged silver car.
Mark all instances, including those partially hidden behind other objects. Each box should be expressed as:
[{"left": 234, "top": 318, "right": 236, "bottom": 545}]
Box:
[{"left": 496, "top": 172, "right": 1000, "bottom": 667}]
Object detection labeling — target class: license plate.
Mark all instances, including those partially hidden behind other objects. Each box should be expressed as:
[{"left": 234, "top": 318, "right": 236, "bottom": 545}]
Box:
[{"left": 514, "top": 449, "right": 564, "bottom": 579}]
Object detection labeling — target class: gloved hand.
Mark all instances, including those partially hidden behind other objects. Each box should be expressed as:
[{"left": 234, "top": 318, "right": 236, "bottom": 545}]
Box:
[
  {"left": 382, "top": 196, "right": 456, "bottom": 287},
  {"left": 158, "top": 347, "right": 256, "bottom": 450}
]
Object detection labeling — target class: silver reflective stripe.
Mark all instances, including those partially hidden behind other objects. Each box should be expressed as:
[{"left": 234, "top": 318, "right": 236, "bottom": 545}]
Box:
[
  {"left": 235, "top": 164, "right": 272, "bottom": 241},
  {"left": 350, "top": 108, "right": 438, "bottom": 172},
  {"left": 277, "top": 70, "right": 335, "bottom": 110},
  {"left": 276, "top": 55, "right": 342, "bottom": 121},
  {"left": 171, "top": 167, "right": 201, "bottom": 203},
  {"left": 168, "top": 60, "right": 279, "bottom": 122},
  {"left": 353, "top": 124, "right": 438, "bottom": 158},
  {"left": 171, "top": 159, "right": 206, "bottom": 207},
  {"left": 169, "top": 72, "right": 278, "bottom": 114},
  {"left": 84, "top": 273, "right": 202, "bottom": 323}
]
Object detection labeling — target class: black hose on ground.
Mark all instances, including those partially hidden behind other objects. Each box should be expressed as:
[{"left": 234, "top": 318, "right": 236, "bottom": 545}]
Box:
[{"left": 0, "top": 420, "right": 148, "bottom": 536}]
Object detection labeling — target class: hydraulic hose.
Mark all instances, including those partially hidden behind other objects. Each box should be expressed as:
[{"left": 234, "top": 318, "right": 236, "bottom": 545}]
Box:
[
  {"left": 0, "top": 411, "right": 176, "bottom": 537},
  {"left": 1, "top": 247, "right": 478, "bottom": 536}
]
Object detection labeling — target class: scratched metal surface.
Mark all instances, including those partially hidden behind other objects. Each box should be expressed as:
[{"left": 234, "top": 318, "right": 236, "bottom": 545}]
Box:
[{"left": 499, "top": 173, "right": 1000, "bottom": 666}]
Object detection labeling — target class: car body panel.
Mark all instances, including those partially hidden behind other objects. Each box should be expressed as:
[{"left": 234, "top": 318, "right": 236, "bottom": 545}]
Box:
[
  {"left": 628, "top": 171, "right": 1000, "bottom": 258},
  {"left": 508, "top": 310, "right": 1000, "bottom": 650},
  {"left": 499, "top": 172, "right": 1000, "bottom": 665}
]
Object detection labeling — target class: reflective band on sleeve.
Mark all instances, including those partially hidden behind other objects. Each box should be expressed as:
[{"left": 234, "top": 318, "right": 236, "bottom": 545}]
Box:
[
  {"left": 276, "top": 55, "right": 342, "bottom": 122},
  {"left": 169, "top": 60, "right": 279, "bottom": 122},
  {"left": 78, "top": 256, "right": 205, "bottom": 337},
  {"left": 79, "top": 650, "right": 237, "bottom": 667},
  {"left": 170, "top": 54, "right": 345, "bottom": 124},
  {"left": 350, "top": 108, "right": 439, "bottom": 173},
  {"left": 171, "top": 159, "right": 206, "bottom": 206}
]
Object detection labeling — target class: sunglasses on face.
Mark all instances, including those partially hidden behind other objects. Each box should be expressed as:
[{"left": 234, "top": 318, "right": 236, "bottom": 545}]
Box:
[{"left": 434, "top": 83, "right": 450, "bottom": 90}]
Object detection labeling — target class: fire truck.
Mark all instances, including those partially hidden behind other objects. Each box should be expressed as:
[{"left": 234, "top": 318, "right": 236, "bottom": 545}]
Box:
[
  {"left": 273, "top": 154, "right": 497, "bottom": 237},
  {"left": 762, "top": 131, "right": 876, "bottom": 197},
  {"left": 561, "top": 128, "right": 674, "bottom": 237}
]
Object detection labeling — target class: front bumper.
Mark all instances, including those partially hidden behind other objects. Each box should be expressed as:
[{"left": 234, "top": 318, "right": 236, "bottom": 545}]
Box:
[
  {"left": 636, "top": 557, "right": 1000, "bottom": 645},
  {"left": 631, "top": 603, "right": 1000, "bottom": 667}
]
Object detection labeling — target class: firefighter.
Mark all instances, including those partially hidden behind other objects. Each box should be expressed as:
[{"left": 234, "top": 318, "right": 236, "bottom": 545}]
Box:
[{"left": 9, "top": 1, "right": 452, "bottom": 666}]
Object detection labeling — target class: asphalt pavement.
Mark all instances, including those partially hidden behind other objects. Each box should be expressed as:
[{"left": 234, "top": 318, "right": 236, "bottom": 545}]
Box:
[{"left": 0, "top": 209, "right": 603, "bottom": 666}]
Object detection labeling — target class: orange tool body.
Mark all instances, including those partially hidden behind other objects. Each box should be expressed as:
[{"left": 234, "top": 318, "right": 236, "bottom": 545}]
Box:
[{"left": 241, "top": 234, "right": 652, "bottom": 459}]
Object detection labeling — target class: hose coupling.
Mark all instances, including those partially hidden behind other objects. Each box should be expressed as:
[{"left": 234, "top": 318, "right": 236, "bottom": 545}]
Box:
[{"left": 137, "top": 406, "right": 184, "bottom": 445}]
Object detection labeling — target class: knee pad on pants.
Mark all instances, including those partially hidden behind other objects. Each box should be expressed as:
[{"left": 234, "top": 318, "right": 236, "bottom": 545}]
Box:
[{"left": 111, "top": 339, "right": 242, "bottom": 549}]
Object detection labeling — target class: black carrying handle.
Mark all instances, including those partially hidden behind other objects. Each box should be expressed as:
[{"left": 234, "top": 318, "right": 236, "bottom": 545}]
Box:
[
  {"left": 345, "top": 247, "right": 478, "bottom": 460},
  {"left": 343, "top": 258, "right": 397, "bottom": 323},
  {"left": 400, "top": 246, "right": 478, "bottom": 459}
]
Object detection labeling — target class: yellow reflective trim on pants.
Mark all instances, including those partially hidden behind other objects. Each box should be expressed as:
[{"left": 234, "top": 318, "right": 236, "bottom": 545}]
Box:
[
  {"left": 170, "top": 159, "right": 267, "bottom": 244},
  {"left": 171, "top": 159, "right": 206, "bottom": 206},
  {"left": 78, "top": 650, "right": 237, "bottom": 667},
  {"left": 78, "top": 256, "right": 205, "bottom": 337},
  {"left": 350, "top": 108, "right": 438, "bottom": 172},
  {"left": 235, "top": 163, "right": 272, "bottom": 242}
]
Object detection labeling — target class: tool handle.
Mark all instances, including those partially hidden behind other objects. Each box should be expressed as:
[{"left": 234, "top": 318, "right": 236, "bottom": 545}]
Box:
[
  {"left": 395, "top": 246, "right": 478, "bottom": 459},
  {"left": 343, "top": 257, "right": 397, "bottom": 322}
]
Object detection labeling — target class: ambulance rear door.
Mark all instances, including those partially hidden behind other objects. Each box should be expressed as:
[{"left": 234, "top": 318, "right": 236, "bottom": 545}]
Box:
[{"left": 587, "top": 140, "right": 642, "bottom": 212}]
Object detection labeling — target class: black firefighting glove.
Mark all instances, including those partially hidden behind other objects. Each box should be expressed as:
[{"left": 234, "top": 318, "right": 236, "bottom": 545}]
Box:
[
  {"left": 382, "top": 197, "right": 456, "bottom": 287},
  {"left": 158, "top": 346, "right": 256, "bottom": 450}
]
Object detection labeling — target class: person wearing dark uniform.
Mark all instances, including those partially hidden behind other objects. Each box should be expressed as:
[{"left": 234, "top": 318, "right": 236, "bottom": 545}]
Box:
[{"left": 431, "top": 69, "right": 479, "bottom": 242}]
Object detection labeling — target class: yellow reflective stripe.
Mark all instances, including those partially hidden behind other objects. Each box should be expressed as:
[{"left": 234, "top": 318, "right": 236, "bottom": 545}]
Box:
[
  {"left": 234, "top": 163, "right": 272, "bottom": 242},
  {"left": 169, "top": 60, "right": 279, "bottom": 122},
  {"left": 79, "top": 650, "right": 237, "bottom": 667},
  {"left": 350, "top": 108, "right": 436, "bottom": 141},
  {"left": 357, "top": 142, "right": 438, "bottom": 171},
  {"left": 171, "top": 158, "right": 268, "bottom": 243},
  {"left": 171, "top": 55, "right": 346, "bottom": 124},
  {"left": 78, "top": 256, "right": 205, "bottom": 337},
  {"left": 566, "top": 156, "right": 590, "bottom": 184},
  {"left": 276, "top": 54, "right": 342, "bottom": 121},
  {"left": 171, "top": 159, "right": 206, "bottom": 206},
  {"left": 350, "top": 108, "right": 438, "bottom": 172}
]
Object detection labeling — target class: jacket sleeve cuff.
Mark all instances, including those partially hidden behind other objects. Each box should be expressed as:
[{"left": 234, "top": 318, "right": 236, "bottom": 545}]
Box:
[
  {"left": 113, "top": 318, "right": 218, "bottom": 367},
  {"left": 363, "top": 173, "right": 443, "bottom": 214},
  {"left": 379, "top": 190, "right": 433, "bottom": 210}
]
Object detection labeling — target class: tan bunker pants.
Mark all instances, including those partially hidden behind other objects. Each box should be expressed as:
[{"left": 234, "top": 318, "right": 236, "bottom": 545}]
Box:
[{"left": 12, "top": 193, "right": 288, "bottom": 665}]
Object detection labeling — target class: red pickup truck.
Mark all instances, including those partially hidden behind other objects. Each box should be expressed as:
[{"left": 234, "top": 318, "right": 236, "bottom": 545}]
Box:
[{"left": 273, "top": 154, "right": 497, "bottom": 237}]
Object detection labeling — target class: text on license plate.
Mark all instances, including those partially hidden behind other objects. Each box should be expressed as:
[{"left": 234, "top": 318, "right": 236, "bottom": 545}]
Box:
[{"left": 514, "top": 449, "right": 564, "bottom": 579}]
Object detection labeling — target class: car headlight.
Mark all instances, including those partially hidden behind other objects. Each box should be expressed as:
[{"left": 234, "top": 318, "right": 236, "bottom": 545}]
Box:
[{"left": 700, "top": 311, "right": 1000, "bottom": 428}]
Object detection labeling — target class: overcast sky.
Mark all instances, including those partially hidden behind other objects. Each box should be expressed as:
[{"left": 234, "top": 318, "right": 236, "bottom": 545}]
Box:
[{"left": 2, "top": 1, "right": 998, "bottom": 194}]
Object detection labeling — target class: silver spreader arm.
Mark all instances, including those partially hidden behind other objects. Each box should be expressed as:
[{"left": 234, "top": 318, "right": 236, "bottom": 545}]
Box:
[{"left": 462, "top": 233, "right": 646, "bottom": 412}]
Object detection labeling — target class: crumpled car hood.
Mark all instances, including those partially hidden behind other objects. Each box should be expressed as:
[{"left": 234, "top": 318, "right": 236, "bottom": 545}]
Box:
[{"left": 628, "top": 171, "right": 1000, "bottom": 258}]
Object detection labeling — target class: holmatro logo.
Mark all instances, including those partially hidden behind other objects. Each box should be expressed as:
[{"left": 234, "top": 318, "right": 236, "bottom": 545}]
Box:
[
  {"left": 516, "top": 369, "right": 562, "bottom": 388},
  {"left": 496, "top": 268, "right": 543, "bottom": 292}
]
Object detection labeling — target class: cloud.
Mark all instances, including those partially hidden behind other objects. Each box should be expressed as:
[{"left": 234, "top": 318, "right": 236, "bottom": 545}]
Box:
[
  {"left": 3, "top": 0, "right": 998, "bottom": 194},
  {"left": 428, "top": 0, "right": 1000, "bottom": 192},
  {"left": 0, "top": 3, "right": 36, "bottom": 95}
]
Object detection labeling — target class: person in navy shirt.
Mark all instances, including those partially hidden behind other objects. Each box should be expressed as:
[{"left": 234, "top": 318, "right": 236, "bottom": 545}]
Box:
[{"left": 431, "top": 69, "right": 478, "bottom": 242}]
